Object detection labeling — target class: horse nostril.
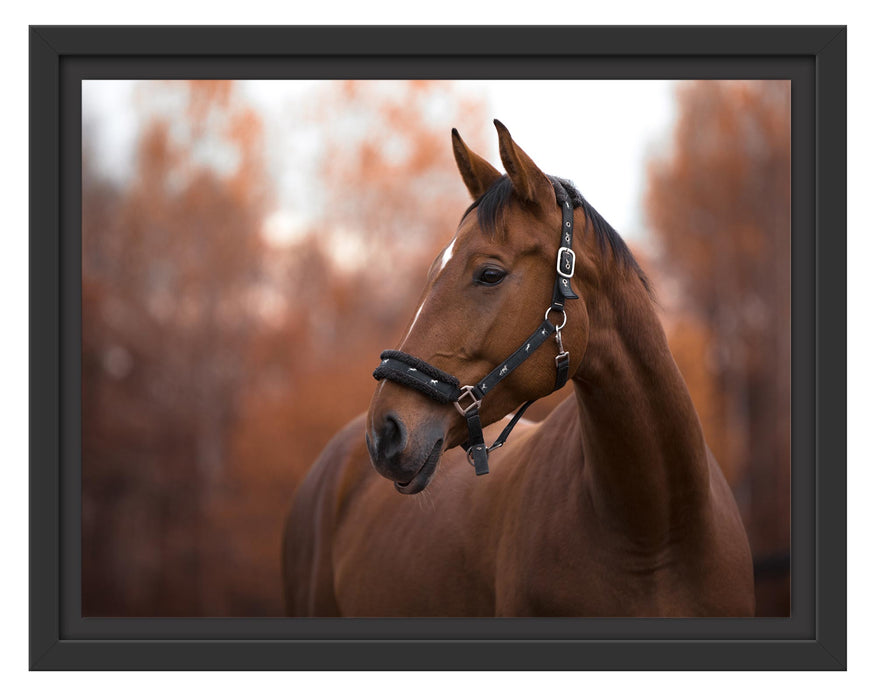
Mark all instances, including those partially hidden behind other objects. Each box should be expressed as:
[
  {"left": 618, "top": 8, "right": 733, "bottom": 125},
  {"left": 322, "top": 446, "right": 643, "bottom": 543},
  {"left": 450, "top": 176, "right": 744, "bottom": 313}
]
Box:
[{"left": 379, "top": 413, "right": 407, "bottom": 462}]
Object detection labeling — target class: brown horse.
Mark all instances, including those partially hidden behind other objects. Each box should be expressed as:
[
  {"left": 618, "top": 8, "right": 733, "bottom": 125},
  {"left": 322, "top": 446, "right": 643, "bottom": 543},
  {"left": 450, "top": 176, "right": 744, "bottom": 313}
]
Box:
[{"left": 283, "top": 121, "right": 754, "bottom": 616}]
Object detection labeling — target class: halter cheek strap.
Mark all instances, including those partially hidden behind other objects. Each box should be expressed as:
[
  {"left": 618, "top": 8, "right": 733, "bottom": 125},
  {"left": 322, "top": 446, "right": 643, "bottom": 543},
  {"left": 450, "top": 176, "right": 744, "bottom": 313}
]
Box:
[{"left": 372, "top": 192, "right": 578, "bottom": 477}]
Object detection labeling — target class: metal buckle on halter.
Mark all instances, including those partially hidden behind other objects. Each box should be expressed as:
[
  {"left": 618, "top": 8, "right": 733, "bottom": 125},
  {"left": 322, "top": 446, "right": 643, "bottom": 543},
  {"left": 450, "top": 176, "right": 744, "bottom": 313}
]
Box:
[
  {"left": 556, "top": 247, "right": 576, "bottom": 279},
  {"left": 455, "top": 385, "right": 482, "bottom": 416}
]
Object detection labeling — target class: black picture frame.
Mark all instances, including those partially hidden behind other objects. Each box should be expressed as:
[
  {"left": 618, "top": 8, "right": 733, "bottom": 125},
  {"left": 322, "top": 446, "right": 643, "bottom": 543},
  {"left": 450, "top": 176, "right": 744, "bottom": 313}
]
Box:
[{"left": 29, "top": 25, "right": 846, "bottom": 671}]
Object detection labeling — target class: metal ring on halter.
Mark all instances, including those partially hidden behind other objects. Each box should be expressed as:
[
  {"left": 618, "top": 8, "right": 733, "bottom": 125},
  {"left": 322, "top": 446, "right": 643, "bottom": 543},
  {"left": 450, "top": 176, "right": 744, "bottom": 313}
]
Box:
[
  {"left": 544, "top": 306, "right": 567, "bottom": 331},
  {"left": 466, "top": 442, "right": 502, "bottom": 467}
]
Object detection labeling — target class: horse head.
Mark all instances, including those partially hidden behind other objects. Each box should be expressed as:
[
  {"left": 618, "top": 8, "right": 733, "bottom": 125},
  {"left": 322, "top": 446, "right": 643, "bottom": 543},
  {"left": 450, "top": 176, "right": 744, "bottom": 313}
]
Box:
[{"left": 366, "top": 121, "right": 591, "bottom": 494}]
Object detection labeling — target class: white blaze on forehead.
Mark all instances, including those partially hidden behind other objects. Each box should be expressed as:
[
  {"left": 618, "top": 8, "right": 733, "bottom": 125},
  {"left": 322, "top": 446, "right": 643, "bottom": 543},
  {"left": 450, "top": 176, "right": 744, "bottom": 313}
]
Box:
[
  {"left": 401, "top": 300, "right": 426, "bottom": 345},
  {"left": 400, "top": 237, "right": 455, "bottom": 345},
  {"left": 439, "top": 236, "right": 458, "bottom": 271}
]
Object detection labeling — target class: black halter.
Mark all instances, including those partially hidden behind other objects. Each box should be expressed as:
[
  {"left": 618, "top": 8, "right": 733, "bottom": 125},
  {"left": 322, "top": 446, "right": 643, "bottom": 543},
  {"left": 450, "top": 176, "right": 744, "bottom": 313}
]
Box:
[{"left": 373, "top": 192, "right": 578, "bottom": 476}]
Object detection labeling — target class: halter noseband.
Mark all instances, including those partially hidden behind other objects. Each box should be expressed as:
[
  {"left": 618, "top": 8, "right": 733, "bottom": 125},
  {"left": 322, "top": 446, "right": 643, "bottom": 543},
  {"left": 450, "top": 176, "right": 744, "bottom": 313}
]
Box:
[{"left": 373, "top": 192, "right": 579, "bottom": 477}]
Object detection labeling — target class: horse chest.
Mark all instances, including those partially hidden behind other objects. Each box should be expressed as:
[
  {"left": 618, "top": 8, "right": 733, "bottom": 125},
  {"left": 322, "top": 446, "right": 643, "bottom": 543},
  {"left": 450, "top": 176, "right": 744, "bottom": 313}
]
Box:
[
  {"left": 488, "top": 496, "right": 694, "bottom": 617},
  {"left": 494, "top": 544, "right": 691, "bottom": 617}
]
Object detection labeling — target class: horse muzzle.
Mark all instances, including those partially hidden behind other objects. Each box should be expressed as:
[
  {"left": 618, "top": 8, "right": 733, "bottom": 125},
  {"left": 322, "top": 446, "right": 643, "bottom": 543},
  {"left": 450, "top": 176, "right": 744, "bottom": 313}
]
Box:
[
  {"left": 392, "top": 438, "right": 443, "bottom": 495},
  {"left": 366, "top": 411, "right": 445, "bottom": 495}
]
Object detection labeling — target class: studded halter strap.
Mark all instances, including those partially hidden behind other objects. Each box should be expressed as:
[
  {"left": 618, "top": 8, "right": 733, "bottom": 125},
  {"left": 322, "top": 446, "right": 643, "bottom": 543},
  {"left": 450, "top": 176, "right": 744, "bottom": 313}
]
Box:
[{"left": 373, "top": 192, "right": 578, "bottom": 476}]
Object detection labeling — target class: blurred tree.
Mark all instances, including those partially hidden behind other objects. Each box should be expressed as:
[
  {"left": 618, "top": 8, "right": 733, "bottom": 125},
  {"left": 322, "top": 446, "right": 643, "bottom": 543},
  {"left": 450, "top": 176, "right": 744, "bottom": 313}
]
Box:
[
  {"left": 310, "top": 81, "right": 489, "bottom": 315},
  {"left": 645, "top": 81, "right": 791, "bottom": 615},
  {"left": 83, "top": 80, "right": 270, "bottom": 615}
]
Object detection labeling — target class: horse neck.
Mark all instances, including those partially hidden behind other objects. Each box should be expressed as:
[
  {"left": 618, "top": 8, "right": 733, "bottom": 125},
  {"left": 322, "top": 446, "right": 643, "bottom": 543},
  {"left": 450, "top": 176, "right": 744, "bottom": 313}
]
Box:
[{"left": 570, "top": 263, "right": 710, "bottom": 547}]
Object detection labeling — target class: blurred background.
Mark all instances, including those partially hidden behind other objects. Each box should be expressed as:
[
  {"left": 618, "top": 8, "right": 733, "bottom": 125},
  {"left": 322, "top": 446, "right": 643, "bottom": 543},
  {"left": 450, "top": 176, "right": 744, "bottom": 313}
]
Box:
[{"left": 82, "top": 79, "right": 790, "bottom": 617}]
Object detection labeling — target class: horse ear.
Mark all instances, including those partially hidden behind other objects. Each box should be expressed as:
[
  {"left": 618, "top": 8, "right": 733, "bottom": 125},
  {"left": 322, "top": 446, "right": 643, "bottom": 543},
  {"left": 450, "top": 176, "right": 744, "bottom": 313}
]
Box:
[
  {"left": 452, "top": 128, "right": 502, "bottom": 200},
  {"left": 494, "top": 119, "right": 555, "bottom": 209}
]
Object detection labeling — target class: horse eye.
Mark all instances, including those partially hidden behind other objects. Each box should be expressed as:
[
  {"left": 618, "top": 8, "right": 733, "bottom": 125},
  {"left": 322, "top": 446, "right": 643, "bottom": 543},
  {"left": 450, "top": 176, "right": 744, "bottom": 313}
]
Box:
[{"left": 476, "top": 267, "right": 507, "bottom": 286}]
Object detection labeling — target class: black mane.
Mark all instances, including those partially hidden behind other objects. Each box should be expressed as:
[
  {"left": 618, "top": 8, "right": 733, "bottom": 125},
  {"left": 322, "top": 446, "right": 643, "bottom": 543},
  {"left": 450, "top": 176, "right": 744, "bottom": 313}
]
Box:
[{"left": 460, "top": 175, "right": 652, "bottom": 295}]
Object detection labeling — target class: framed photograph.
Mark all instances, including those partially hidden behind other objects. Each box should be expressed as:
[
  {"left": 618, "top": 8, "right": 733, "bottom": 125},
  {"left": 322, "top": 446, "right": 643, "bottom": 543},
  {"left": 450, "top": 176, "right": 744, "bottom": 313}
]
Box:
[{"left": 30, "top": 25, "right": 846, "bottom": 670}]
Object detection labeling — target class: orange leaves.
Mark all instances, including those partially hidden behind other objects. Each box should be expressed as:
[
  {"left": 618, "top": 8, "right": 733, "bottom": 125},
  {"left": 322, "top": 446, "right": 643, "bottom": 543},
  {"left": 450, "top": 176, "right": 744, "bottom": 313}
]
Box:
[
  {"left": 310, "top": 81, "right": 489, "bottom": 271},
  {"left": 185, "top": 80, "right": 234, "bottom": 130},
  {"left": 646, "top": 80, "right": 791, "bottom": 332}
]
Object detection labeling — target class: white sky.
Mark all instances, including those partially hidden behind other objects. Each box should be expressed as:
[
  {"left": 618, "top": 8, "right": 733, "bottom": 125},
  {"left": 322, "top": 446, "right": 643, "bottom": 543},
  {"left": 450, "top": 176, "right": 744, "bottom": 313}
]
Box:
[{"left": 83, "top": 80, "right": 678, "bottom": 246}]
